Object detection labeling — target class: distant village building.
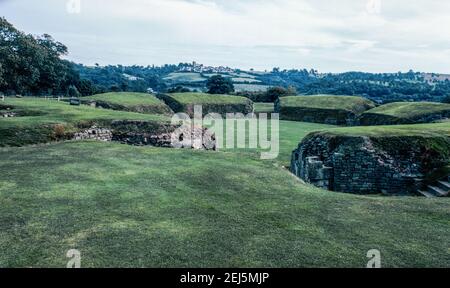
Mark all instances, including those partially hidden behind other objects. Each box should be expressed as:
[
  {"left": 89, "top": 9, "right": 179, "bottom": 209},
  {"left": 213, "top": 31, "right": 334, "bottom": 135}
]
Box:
[
  {"left": 146, "top": 88, "right": 155, "bottom": 94},
  {"left": 179, "top": 61, "right": 235, "bottom": 73}
]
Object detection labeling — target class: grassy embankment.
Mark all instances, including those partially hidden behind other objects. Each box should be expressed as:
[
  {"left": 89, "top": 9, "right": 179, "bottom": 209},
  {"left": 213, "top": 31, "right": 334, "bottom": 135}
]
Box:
[
  {"left": 0, "top": 98, "right": 171, "bottom": 147},
  {"left": 276, "top": 95, "right": 375, "bottom": 124},
  {"left": 360, "top": 102, "right": 450, "bottom": 125},
  {"left": 81, "top": 92, "right": 173, "bottom": 115}
]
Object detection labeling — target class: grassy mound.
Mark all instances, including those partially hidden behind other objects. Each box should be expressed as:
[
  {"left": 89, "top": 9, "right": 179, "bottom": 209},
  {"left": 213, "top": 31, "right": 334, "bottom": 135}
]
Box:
[
  {"left": 276, "top": 95, "right": 375, "bottom": 125},
  {"left": 317, "top": 122, "right": 450, "bottom": 158},
  {"left": 0, "top": 141, "right": 449, "bottom": 267},
  {"left": 0, "top": 98, "right": 171, "bottom": 147},
  {"left": 81, "top": 92, "right": 173, "bottom": 115},
  {"left": 293, "top": 122, "right": 450, "bottom": 195},
  {"left": 360, "top": 102, "right": 450, "bottom": 125},
  {"left": 158, "top": 92, "right": 254, "bottom": 117}
]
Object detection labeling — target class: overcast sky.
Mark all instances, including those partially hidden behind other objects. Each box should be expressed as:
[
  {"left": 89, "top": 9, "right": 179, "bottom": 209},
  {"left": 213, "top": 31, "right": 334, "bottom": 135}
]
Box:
[{"left": 1, "top": 0, "right": 450, "bottom": 73}]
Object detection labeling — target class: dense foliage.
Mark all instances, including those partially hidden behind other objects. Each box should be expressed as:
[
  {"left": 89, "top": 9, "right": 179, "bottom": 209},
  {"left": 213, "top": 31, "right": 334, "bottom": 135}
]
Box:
[
  {"left": 258, "top": 69, "right": 450, "bottom": 103},
  {"left": 0, "top": 18, "right": 80, "bottom": 96},
  {"left": 206, "top": 75, "right": 235, "bottom": 94}
]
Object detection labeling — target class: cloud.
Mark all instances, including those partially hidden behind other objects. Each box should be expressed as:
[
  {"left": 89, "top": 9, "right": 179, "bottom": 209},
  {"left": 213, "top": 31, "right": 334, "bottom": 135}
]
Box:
[{"left": 1, "top": 0, "right": 450, "bottom": 72}]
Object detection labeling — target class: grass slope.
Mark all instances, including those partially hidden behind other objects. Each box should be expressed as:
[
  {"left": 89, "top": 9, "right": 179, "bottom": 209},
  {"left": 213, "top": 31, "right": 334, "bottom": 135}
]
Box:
[
  {"left": 279, "top": 95, "right": 375, "bottom": 113},
  {"left": 163, "top": 72, "right": 206, "bottom": 83},
  {"left": 360, "top": 102, "right": 450, "bottom": 125},
  {"left": 82, "top": 92, "right": 173, "bottom": 115},
  {"left": 0, "top": 141, "right": 449, "bottom": 267},
  {"left": 220, "top": 120, "right": 334, "bottom": 167},
  {"left": 0, "top": 98, "right": 171, "bottom": 146},
  {"left": 276, "top": 95, "right": 375, "bottom": 124},
  {"left": 159, "top": 93, "right": 253, "bottom": 117}
]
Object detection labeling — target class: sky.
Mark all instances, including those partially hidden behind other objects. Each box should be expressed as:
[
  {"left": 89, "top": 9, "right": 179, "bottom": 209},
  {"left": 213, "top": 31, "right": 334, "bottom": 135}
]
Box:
[{"left": 1, "top": 0, "right": 450, "bottom": 73}]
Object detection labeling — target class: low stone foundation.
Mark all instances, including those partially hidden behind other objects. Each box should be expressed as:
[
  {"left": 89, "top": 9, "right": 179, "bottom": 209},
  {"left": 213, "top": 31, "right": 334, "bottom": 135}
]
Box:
[
  {"left": 73, "top": 126, "right": 113, "bottom": 141},
  {"left": 1, "top": 111, "right": 17, "bottom": 118},
  {"left": 72, "top": 121, "right": 216, "bottom": 150},
  {"left": 291, "top": 133, "right": 449, "bottom": 195}
]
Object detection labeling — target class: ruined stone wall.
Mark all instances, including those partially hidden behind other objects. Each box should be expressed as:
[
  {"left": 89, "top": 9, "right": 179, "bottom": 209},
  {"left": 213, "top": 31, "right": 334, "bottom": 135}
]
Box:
[
  {"left": 72, "top": 120, "right": 216, "bottom": 150},
  {"left": 291, "top": 133, "right": 449, "bottom": 195}
]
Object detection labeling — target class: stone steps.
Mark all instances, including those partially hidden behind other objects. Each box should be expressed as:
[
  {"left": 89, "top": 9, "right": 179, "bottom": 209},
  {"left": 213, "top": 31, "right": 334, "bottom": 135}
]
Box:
[{"left": 418, "top": 176, "right": 450, "bottom": 198}]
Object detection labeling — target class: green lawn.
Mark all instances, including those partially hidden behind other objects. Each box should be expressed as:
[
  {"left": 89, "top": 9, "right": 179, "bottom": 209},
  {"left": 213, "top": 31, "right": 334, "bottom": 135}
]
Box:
[
  {"left": 0, "top": 141, "right": 449, "bottom": 267},
  {"left": 219, "top": 120, "right": 334, "bottom": 166},
  {"left": 168, "top": 93, "right": 251, "bottom": 105},
  {"left": 163, "top": 72, "right": 206, "bottom": 83},
  {"left": 0, "top": 98, "right": 171, "bottom": 146},
  {"left": 279, "top": 95, "right": 375, "bottom": 114},
  {"left": 362, "top": 102, "right": 450, "bottom": 119},
  {"left": 323, "top": 122, "right": 450, "bottom": 137},
  {"left": 254, "top": 103, "right": 275, "bottom": 113}
]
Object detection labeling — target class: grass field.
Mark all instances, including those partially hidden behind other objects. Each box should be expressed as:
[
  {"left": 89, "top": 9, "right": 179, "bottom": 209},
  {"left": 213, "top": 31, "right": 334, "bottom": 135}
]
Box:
[
  {"left": 254, "top": 103, "right": 275, "bottom": 113},
  {"left": 163, "top": 72, "right": 206, "bottom": 83},
  {"left": 364, "top": 102, "right": 450, "bottom": 121},
  {"left": 1, "top": 97, "right": 449, "bottom": 268},
  {"left": 81, "top": 92, "right": 173, "bottom": 115},
  {"left": 0, "top": 141, "right": 449, "bottom": 267},
  {"left": 234, "top": 84, "right": 271, "bottom": 92},
  {"left": 323, "top": 122, "right": 450, "bottom": 138},
  {"left": 220, "top": 120, "right": 334, "bottom": 166},
  {"left": 0, "top": 98, "right": 171, "bottom": 146},
  {"left": 167, "top": 93, "right": 250, "bottom": 105},
  {"left": 278, "top": 95, "right": 375, "bottom": 113}
]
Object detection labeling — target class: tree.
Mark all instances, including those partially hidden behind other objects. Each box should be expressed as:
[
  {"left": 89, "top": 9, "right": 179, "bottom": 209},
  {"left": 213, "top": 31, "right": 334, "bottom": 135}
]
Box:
[
  {"left": 0, "top": 17, "right": 77, "bottom": 95},
  {"left": 67, "top": 85, "right": 80, "bottom": 98},
  {"left": 77, "top": 79, "right": 96, "bottom": 96},
  {"left": 265, "top": 86, "right": 297, "bottom": 102},
  {"left": 206, "top": 75, "right": 234, "bottom": 94},
  {"left": 442, "top": 95, "right": 450, "bottom": 104},
  {"left": 168, "top": 85, "right": 190, "bottom": 93}
]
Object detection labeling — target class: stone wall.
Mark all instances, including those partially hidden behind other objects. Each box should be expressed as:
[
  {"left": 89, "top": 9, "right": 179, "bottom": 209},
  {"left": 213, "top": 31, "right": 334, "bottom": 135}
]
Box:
[
  {"left": 1, "top": 111, "right": 17, "bottom": 118},
  {"left": 73, "top": 126, "right": 113, "bottom": 141},
  {"left": 291, "top": 133, "right": 449, "bottom": 195},
  {"left": 72, "top": 121, "right": 216, "bottom": 150}
]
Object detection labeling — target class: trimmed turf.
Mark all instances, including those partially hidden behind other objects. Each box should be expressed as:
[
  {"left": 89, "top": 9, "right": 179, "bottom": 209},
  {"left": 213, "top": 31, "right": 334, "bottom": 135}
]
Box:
[
  {"left": 308, "top": 122, "right": 450, "bottom": 164},
  {"left": 322, "top": 122, "right": 450, "bottom": 138},
  {"left": 360, "top": 102, "right": 450, "bottom": 125},
  {"left": 0, "top": 141, "right": 449, "bottom": 268},
  {"left": 279, "top": 95, "right": 375, "bottom": 113},
  {"left": 254, "top": 103, "right": 275, "bottom": 114},
  {"left": 167, "top": 93, "right": 252, "bottom": 105},
  {"left": 276, "top": 95, "right": 375, "bottom": 124},
  {"left": 81, "top": 92, "right": 173, "bottom": 115},
  {"left": 158, "top": 93, "right": 254, "bottom": 117},
  {"left": 0, "top": 98, "right": 171, "bottom": 146}
]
